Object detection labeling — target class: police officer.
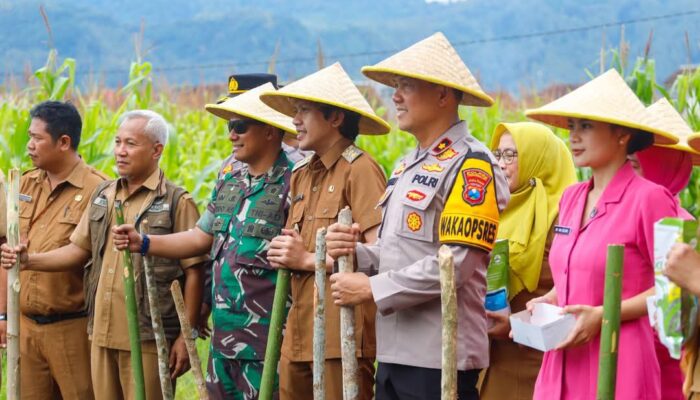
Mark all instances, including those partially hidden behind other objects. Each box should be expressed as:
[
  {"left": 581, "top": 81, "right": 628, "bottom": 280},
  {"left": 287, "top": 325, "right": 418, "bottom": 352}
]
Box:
[
  {"left": 325, "top": 32, "right": 510, "bottom": 400},
  {"left": 112, "top": 83, "right": 297, "bottom": 399}
]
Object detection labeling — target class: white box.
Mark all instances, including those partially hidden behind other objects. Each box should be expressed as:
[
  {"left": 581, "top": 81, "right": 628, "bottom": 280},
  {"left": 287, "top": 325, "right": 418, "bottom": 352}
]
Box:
[{"left": 509, "top": 303, "right": 576, "bottom": 352}]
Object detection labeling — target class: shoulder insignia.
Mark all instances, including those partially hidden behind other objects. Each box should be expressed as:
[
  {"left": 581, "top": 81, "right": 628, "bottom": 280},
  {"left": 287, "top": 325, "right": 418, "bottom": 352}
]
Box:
[
  {"left": 431, "top": 137, "right": 453, "bottom": 155},
  {"left": 293, "top": 155, "right": 313, "bottom": 172},
  {"left": 341, "top": 144, "right": 363, "bottom": 163},
  {"left": 406, "top": 189, "right": 427, "bottom": 202},
  {"left": 391, "top": 161, "right": 406, "bottom": 176},
  {"left": 439, "top": 154, "right": 499, "bottom": 252},
  {"left": 435, "top": 148, "right": 459, "bottom": 161},
  {"left": 421, "top": 163, "right": 444, "bottom": 173}
]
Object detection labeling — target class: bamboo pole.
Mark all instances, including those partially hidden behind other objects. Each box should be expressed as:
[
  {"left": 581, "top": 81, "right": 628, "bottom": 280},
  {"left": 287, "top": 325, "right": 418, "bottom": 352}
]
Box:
[
  {"left": 259, "top": 261, "right": 291, "bottom": 399},
  {"left": 170, "top": 280, "right": 208, "bottom": 400},
  {"left": 6, "top": 169, "right": 20, "bottom": 400},
  {"left": 140, "top": 221, "right": 173, "bottom": 399},
  {"left": 313, "top": 228, "right": 327, "bottom": 400},
  {"left": 596, "top": 244, "right": 624, "bottom": 400},
  {"left": 439, "top": 245, "right": 456, "bottom": 400},
  {"left": 114, "top": 201, "right": 146, "bottom": 400},
  {"left": 337, "top": 206, "right": 358, "bottom": 400}
]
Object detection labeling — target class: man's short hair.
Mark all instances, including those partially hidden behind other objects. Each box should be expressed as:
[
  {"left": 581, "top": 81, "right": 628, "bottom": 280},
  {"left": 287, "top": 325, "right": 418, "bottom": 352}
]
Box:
[
  {"left": 317, "top": 104, "right": 361, "bottom": 141},
  {"left": 118, "top": 110, "right": 169, "bottom": 146},
  {"left": 29, "top": 101, "right": 82, "bottom": 150}
]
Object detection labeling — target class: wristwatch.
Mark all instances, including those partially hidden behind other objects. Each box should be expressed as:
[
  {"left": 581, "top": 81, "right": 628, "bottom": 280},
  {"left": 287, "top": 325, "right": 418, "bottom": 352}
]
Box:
[
  {"left": 0, "top": 313, "right": 7, "bottom": 321},
  {"left": 191, "top": 327, "right": 199, "bottom": 340}
]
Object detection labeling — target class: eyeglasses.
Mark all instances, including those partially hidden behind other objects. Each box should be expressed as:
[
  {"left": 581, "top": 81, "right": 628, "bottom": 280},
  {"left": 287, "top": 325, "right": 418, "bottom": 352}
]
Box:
[
  {"left": 228, "top": 119, "right": 263, "bottom": 134},
  {"left": 493, "top": 149, "right": 518, "bottom": 165}
]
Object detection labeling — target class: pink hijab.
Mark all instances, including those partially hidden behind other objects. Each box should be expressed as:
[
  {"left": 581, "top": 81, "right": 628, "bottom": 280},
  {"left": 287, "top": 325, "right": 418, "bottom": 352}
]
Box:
[{"left": 636, "top": 145, "right": 693, "bottom": 219}]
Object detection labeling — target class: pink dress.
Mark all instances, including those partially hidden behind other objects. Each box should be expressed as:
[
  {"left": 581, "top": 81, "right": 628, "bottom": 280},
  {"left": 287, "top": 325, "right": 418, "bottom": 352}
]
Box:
[
  {"left": 533, "top": 162, "right": 677, "bottom": 400},
  {"left": 638, "top": 145, "right": 693, "bottom": 400}
]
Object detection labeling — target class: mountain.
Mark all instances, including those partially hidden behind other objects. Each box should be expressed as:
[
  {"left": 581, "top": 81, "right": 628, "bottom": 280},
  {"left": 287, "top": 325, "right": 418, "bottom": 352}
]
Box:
[{"left": 1, "top": 0, "right": 698, "bottom": 92}]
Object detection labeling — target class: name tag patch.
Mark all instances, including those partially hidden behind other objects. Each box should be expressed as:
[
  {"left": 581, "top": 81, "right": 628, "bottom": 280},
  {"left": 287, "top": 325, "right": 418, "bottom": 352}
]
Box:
[
  {"left": 554, "top": 225, "right": 571, "bottom": 235},
  {"left": 19, "top": 194, "right": 32, "bottom": 203}
]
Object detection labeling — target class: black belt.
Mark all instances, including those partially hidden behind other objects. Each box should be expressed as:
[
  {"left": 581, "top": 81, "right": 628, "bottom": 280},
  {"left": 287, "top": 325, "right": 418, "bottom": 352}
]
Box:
[{"left": 24, "top": 310, "right": 88, "bottom": 325}]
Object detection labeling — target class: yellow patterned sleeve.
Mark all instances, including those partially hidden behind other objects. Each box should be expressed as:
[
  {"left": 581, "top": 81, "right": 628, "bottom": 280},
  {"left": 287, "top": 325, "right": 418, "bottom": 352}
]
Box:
[{"left": 439, "top": 152, "right": 500, "bottom": 251}]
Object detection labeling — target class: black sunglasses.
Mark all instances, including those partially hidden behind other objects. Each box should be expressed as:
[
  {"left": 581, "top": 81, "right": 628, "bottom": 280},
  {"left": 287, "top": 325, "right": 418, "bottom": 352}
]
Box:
[{"left": 228, "top": 119, "right": 263, "bottom": 134}]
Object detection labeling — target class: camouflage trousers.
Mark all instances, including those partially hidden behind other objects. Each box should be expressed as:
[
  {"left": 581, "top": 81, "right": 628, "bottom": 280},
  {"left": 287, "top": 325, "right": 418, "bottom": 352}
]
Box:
[{"left": 206, "top": 357, "right": 278, "bottom": 400}]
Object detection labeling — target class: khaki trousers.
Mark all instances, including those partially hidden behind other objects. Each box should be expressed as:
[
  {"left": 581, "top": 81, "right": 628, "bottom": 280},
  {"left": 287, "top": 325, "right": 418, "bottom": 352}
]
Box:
[
  {"left": 20, "top": 315, "right": 93, "bottom": 399},
  {"left": 91, "top": 340, "right": 173, "bottom": 400},
  {"left": 279, "top": 355, "right": 375, "bottom": 400}
]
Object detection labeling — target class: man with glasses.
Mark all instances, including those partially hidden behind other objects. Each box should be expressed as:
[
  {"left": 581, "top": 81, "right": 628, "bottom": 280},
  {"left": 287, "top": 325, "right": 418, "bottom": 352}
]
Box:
[
  {"left": 110, "top": 83, "right": 297, "bottom": 399},
  {"left": 216, "top": 74, "right": 309, "bottom": 179}
]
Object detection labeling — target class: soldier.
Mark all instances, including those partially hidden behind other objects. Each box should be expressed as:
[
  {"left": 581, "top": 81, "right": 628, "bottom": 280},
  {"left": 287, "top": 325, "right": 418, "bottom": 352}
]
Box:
[
  {"left": 112, "top": 83, "right": 297, "bottom": 399},
  {"left": 260, "top": 62, "right": 390, "bottom": 400},
  {"left": 325, "top": 33, "right": 510, "bottom": 399},
  {"left": 0, "top": 101, "right": 106, "bottom": 399},
  {"left": 216, "top": 74, "right": 309, "bottom": 179},
  {"left": 1, "top": 110, "right": 206, "bottom": 399}
]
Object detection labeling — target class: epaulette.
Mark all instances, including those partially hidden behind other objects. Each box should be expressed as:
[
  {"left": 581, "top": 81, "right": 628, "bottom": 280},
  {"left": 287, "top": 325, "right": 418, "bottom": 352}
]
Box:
[
  {"left": 293, "top": 155, "right": 313, "bottom": 172},
  {"left": 21, "top": 167, "right": 40, "bottom": 177},
  {"left": 341, "top": 144, "right": 363, "bottom": 164}
]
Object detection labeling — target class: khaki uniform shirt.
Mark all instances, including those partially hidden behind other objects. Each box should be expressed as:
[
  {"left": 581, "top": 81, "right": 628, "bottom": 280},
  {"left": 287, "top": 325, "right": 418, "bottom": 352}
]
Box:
[
  {"left": 19, "top": 160, "right": 107, "bottom": 315},
  {"left": 282, "top": 138, "right": 385, "bottom": 361},
  {"left": 355, "top": 121, "right": 510, "bottom": 370},
  {"left": 71, "top": 169, "right": 206, "bottom": 351}
]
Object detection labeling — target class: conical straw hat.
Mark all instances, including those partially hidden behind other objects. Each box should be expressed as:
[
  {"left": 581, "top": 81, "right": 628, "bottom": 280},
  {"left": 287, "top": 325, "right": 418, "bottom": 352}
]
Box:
[
  {"left": 645, "top": 98, "right": 700, "bottom": 164},
  {"left": 361, "top": 32, "right": 493, "bottom": 107},
  {"left": 525, "top": 69, "right": 677, "bottom": 145},
  {"left": 260, "top": 63, "right": 390, "bottom": 135},
  {"left": 687, "top": 132, "right": 700, "bottom": 154},
  {"left": 205, "top": 82, "right": 296, "bottom": 135}
]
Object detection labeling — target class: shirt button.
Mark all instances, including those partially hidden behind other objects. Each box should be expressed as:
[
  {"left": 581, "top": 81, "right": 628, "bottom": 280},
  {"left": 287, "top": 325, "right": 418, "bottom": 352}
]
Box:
[
  {"left": 108, "top": 268, "right": 114, "bottom": 274},
  {"left": 306, "top": 215, "right": 313, "bottom": 221},
  {"left": 312, "top": 186, "right": 318, "bottom": 192},
  {"left": 322, "top": 208, "right": 328, "bottom": 215},
  {"left": 124, "top": 201, "right": 130, "bottom": 207}
]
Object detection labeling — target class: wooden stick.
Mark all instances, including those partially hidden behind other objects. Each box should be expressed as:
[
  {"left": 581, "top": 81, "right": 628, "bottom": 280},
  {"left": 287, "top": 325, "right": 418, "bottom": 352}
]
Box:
[
  {"left": 6, "top": 169, "right": 20, "bottom": 400},
  {"left": 114, "top": 201, "right": 146, "bottom": 400},
  {"left": 596, "top": 244, "right": 624, "bottom": 400},
  {"left": 170, "top": 280, "right": 208, "bottom": 400},
  {"left": 259, "top": 265, "right": 291, "bottom": 400},
  {"left": 313, "top": 228, "right": 327, "bottom": 400},
  {"left": 439, "top": 245, "right": 456, "bottom": 400},
  {"left": 140, "top": 222, "right": 173, "bottom": 400},
  {"left": 337, "top": 207, "right": 358, "bottom": 400}
]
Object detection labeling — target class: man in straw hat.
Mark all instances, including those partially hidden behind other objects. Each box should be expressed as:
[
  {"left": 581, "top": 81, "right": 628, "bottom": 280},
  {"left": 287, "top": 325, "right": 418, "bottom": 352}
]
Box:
[
  {"left": 2, "top": 109, "right": 207, "bottom": 399},
  {"left": 110, "top": 83, "right": 297, "bottom": 399},
  {"left": 216, "top": 73, "right": 309, "bottom": 179},
  {"left": 260, "top": 62, "right": 390, "bottom": 400},
  {"left": 324, "top": 32, "right": 510, "bottom": 399}
]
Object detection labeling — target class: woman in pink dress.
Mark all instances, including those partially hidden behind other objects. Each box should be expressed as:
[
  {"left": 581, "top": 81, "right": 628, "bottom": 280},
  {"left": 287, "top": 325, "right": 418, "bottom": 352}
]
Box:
[
  {"left": 635, "top": 98, "right": 699, "bottom": 399},
  {"left": 524, "top": 69, "right": 680, "bottom": 400}
]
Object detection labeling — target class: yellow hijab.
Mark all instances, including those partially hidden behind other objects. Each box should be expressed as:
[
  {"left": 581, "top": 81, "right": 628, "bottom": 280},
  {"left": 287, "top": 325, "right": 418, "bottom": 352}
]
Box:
[{"left": 490, "top": 122, "right": 577, "bottom": 299}]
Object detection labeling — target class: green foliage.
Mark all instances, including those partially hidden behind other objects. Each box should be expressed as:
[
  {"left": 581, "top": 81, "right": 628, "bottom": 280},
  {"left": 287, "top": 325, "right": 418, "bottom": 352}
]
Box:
[{"left": 1, "top": 48, "right": 700, "bottom": 397}]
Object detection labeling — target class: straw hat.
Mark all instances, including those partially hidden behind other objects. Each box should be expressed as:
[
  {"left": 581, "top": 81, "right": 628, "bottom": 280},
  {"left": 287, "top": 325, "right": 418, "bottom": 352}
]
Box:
[
  {"left": 361, "top": 32, "right": 493, "bottom": 107},
  {"left": 525, "top": 69, "right": 678, "bottom": 145},
  {"left": 205, "top": 82, "right": 296, "bottom": 135},
  {"left": 688, "top": 132, "right": 700, "bottom": 153},
  {"left": 644, "top": 98, "right": 700, "bottom": 164},
  {"left": 260, "top": 63, "right": 390, "bottom": 135}
]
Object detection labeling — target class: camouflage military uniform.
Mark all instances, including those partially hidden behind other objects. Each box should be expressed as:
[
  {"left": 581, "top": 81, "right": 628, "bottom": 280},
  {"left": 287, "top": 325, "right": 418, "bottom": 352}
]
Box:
[{"left": 198, "top": 151, "right": 293, "bottom": 399}]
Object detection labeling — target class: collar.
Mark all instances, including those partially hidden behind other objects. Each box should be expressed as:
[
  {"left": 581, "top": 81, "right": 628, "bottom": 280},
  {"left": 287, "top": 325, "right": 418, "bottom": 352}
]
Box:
[
  {"left": 315, "top": 137, "right": 354, "bottom": 170},
  {"left": 34, "top": 158, "right": 89, "bottom": 189},
  {"left": 117, "top": 168, "right": 164, "bottom": 196},
  {"left": 428, "top": 121, "right": 467, "bottom": 156},
  {"left": 591, "top": 161, "right": 636, "bottom": 207}
]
